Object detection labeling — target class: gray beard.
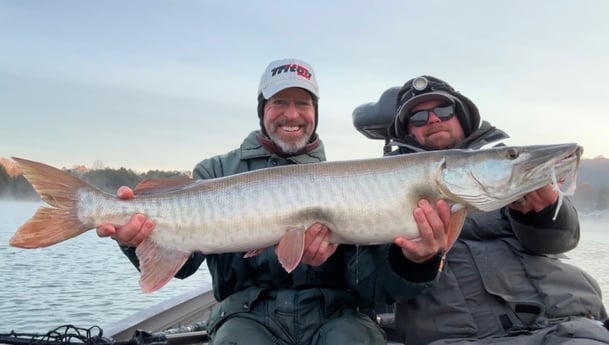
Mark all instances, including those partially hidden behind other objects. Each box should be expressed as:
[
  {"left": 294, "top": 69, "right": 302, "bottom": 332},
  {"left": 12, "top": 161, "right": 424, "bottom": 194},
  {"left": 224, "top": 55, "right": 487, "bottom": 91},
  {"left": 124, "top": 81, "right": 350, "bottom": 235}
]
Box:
[{"left": 269, "top": 133, "right": 310, "bottom": 154}]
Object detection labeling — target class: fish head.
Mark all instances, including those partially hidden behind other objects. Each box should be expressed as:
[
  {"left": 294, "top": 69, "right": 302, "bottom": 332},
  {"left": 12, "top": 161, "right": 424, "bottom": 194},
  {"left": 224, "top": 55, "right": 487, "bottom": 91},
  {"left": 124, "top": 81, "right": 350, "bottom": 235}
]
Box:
[{"left": 437, "top": 143, "right": 582, "bottom": 212}]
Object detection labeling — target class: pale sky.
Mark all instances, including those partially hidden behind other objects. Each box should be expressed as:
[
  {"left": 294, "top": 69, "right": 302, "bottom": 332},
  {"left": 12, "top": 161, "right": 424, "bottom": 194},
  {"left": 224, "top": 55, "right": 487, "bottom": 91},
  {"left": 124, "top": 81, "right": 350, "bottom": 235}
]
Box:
[{"left": 1, "top": 0, "right": 608, "bottom": 172}]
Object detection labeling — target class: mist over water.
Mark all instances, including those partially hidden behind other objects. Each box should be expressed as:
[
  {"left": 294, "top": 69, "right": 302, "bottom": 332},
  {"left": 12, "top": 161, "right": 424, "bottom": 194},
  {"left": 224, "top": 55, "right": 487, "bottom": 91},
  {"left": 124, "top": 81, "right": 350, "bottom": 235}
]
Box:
[
  {"left": 566, "top": 215, "right": 609, "bottom": 300},
  {"left": 0, "top": 201, "right": 607, "bottom": 334}
]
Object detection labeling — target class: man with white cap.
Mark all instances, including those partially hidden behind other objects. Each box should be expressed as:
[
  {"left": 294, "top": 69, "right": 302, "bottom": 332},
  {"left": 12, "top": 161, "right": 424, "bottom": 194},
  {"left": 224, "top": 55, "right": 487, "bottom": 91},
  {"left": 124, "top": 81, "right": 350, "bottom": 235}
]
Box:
[{"left": 96, "top": 59, "right": 448, "bottom": 344}]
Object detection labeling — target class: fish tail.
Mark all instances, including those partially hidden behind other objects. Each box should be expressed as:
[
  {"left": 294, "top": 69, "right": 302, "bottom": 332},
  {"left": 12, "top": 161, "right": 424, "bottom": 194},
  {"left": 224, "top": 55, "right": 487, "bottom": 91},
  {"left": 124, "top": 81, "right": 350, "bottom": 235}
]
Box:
[{"left": 9, "top": 157, "right": 92, "bottom": 248}]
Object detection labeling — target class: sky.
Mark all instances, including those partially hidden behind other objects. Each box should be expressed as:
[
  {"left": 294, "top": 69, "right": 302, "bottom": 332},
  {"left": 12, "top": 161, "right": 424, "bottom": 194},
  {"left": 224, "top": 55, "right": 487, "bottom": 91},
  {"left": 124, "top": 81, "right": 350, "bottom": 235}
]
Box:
[{"left": 1, "top": 0, "right": 608, "bottom": 172}]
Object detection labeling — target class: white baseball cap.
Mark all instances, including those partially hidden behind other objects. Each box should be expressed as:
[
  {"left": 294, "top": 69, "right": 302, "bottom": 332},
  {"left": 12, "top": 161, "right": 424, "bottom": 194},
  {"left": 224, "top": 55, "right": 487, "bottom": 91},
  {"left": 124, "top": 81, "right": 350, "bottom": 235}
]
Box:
[{"left": 257, "top": 58, "right": 319, "bottom": 99}]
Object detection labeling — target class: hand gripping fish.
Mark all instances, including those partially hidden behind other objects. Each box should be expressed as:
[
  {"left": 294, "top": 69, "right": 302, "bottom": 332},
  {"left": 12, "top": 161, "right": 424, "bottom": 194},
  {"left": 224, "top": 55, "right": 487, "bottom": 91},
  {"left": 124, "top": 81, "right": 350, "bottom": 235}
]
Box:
[{"left": 5, "top": 143, "right": 582, "bottom": 293}]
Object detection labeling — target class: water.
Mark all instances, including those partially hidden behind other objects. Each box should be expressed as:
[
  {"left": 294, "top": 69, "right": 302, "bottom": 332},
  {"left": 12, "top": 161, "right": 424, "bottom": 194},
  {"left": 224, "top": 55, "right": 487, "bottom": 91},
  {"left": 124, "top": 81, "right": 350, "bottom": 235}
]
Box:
[
  {"left": 0, "top": 201, "right": 608, "bottom": 334},
  {"left": 564, "top": 215, "right": 609, "bottom": 301},
  {"left": 0, "top": 201, "right": 211, "bottom": 333}
]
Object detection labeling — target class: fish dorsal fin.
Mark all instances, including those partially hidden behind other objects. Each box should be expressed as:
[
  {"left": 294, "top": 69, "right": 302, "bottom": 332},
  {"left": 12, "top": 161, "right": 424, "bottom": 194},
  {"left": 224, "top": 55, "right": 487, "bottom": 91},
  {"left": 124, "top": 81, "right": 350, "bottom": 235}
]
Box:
[
  {"left": 1, "top": 157, "right": 22, "bottom": 177},
  {"left": 275, "top": 226, "right": 306, "bottom": 273},
  {"left": 134, "top": 177, "right": 196, "bottom": 195}
]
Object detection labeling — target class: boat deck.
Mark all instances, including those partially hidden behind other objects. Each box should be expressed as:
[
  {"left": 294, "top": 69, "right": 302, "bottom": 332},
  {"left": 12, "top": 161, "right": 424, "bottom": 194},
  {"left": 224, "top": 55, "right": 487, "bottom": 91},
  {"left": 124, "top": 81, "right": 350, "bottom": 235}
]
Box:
[{"left": 104, "top": 285, "right": 402, "bottom": 345}]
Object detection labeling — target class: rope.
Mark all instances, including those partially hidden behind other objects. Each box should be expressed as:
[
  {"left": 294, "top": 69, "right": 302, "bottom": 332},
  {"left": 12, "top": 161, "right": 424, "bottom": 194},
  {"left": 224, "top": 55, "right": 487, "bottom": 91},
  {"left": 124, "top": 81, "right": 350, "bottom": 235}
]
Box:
[{"left": 0, "top": 325, "right": 115, "bottom": 345}]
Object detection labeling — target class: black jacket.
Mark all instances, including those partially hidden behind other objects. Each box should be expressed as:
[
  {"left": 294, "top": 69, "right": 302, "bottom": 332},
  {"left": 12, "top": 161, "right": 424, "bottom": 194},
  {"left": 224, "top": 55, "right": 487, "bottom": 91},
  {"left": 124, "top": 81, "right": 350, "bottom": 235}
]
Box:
[{"left": 389, "top": 122, "right": 606, "bottom": 344}]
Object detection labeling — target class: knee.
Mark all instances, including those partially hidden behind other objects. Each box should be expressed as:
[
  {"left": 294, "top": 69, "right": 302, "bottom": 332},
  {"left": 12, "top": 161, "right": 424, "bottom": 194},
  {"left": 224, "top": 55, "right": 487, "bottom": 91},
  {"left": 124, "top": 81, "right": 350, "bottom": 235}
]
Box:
[
  {"left": 211, "top": 317, "right": 275, "bottom": 345},
  {"left": 315, "top": 314, "right": 386, "bottom": 344}
]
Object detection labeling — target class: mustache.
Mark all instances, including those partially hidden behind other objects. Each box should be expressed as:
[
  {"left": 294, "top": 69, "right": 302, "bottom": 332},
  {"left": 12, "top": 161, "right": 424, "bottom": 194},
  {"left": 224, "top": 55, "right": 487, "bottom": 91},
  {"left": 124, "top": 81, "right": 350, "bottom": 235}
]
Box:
[{"left": 423, "top": 124, "right": 449, "bottom": 136}]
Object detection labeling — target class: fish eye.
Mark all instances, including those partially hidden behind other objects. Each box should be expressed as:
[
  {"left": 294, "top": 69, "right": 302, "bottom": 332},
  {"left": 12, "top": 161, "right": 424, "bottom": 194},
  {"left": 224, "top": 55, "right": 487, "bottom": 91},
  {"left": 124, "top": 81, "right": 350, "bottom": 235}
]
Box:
[{"left": 506, "top": 148, "right": 519, "bottom": 160}]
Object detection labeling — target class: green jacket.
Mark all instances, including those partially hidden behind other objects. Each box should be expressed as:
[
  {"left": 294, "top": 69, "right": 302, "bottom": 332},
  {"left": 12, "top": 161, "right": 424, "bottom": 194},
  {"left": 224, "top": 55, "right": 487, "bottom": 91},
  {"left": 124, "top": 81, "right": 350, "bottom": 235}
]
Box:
[
  {"left": 187, "top": 131, "right": 439, "bottom": 300},
  {"left": 121, "top": 130, "right": 441, "bottom": 328}
]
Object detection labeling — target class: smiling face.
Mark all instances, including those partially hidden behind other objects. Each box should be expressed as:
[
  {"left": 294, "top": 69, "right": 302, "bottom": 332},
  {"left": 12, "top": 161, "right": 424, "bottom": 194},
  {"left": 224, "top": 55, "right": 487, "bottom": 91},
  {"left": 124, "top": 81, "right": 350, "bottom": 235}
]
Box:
[
  {"left": 407, "top": 99, "right": 466, "bottom": 150},
  {"left": 263, "top": 87, "right": 316, "bottom": 154}
]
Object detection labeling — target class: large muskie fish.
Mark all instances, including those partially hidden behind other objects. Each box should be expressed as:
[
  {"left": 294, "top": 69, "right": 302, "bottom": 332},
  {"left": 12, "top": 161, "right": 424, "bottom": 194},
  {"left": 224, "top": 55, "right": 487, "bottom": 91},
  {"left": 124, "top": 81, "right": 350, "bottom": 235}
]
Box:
[{"left": 5, "top": 143, "right": 581, "bottom": 292}]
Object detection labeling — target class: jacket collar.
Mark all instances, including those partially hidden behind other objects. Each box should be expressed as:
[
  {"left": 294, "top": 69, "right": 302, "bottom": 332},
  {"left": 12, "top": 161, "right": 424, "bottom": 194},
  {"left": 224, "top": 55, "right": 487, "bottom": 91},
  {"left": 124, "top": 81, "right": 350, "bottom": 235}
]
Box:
[{"left": 388, "top": 121, "right": 510, "bottom": 155}]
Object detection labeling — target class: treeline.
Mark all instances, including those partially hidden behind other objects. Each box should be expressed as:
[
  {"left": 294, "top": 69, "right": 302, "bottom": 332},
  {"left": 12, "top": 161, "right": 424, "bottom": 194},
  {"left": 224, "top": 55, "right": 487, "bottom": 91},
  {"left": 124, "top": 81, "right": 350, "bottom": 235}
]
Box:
[
  {"left": 0, "top": 165, "right": 189, "bottom": 200},
  {"left": 571, "top": 183, "right": 609, "bottom": 212}
]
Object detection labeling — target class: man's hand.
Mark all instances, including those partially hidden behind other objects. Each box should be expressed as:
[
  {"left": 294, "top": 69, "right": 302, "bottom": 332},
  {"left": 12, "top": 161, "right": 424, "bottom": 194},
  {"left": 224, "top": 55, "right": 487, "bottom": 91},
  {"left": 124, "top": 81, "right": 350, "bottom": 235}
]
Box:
[
  {"left": 95, "top": 186, "right": 155, "bottom": 247},
  {"left": 394, "top": 199, "right": 451, "bottom": 263},
  {"left": 508, "top": 183, "right": 559, "bottom": 213},
  {"left": 300, "top": 223, "right": 339, "bottom": 266}
]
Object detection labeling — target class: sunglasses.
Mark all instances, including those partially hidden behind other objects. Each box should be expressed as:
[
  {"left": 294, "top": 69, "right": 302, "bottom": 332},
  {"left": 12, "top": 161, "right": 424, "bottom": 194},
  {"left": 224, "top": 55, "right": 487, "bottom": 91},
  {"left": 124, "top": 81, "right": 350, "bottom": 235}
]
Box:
[{"left": 408, "top": 104, "right": 455, "bottom": 127}]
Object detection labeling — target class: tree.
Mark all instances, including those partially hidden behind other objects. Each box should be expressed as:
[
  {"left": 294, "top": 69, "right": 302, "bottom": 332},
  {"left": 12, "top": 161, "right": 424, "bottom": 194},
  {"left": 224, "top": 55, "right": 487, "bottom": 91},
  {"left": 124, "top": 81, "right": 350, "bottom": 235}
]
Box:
[
  {"left": 84, "top": 168, "right": 141, "bottom": 193},
  {"left": 0, "top": 164, "right": 9, "bottom": 198},
  {"left": 92, "top": 159, "right": 105, "bottom": 170},
  {"left": 596, "top": 185, "right": 609, "bottom": 210}
]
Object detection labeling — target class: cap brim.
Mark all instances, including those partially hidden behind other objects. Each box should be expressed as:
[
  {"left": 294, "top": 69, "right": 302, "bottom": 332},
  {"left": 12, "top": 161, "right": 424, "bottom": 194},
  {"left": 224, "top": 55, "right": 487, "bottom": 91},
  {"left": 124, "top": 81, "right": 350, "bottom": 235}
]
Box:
[
  {"left": 261, "top": 80, "right": 319, "bottom": 99},
  {"left": 396, "top": 91, "right": 457, "bottom": 124}
]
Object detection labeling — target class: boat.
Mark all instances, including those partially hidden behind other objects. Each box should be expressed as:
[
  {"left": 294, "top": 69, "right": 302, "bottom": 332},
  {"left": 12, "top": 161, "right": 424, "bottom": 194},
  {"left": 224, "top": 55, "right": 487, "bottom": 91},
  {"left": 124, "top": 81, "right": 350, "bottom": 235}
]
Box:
[
  {"left": 103, "top": 283, "right": 402, "bottom": 345},
  {"left": 104, "top": 284, "right": 216, "bottom": 344}
]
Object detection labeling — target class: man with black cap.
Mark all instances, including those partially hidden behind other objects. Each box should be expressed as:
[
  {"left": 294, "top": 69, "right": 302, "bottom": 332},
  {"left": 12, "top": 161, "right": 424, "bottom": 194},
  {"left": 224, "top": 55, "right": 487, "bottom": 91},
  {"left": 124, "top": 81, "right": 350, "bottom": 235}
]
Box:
[
  {"left": 96, "top": 61, "right": 449, "bottom": 344},
  {"left": 388, "top": 75, "right": 506, "bottom": 153},
  {"left": 375, "top": 76, "right": 609, "bottom": 344}
]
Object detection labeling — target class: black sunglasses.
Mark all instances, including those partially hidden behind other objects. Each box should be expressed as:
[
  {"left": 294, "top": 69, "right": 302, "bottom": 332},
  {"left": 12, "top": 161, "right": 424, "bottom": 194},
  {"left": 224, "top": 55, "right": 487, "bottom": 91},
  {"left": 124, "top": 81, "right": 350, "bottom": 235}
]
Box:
[{"left": 408, "top": 104, "right": 455, "bottom": 127}]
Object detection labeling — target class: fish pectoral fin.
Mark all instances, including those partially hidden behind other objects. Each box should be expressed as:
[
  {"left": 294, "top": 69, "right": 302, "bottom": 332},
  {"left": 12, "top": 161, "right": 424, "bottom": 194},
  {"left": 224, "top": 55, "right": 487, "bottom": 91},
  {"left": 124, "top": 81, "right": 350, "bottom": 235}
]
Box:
[
  {"left": 445, "top": 207, "right": 468, "bottom": 252},
  {"left": 275, "top": 226, "right": 306, "bottom": 273},
  {"left": 135, "top": 238, "right": 190, "bottom": 293},
  {"left": 243, "top": 248, "right": 265, "bottom": 258}
]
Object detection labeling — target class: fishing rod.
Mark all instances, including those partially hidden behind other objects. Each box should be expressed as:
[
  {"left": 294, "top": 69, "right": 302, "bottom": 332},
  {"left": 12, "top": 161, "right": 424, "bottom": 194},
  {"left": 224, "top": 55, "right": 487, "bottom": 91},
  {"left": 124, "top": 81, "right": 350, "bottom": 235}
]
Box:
[{"left": 0, "top": 323, "right": 210, "bottom": 345}]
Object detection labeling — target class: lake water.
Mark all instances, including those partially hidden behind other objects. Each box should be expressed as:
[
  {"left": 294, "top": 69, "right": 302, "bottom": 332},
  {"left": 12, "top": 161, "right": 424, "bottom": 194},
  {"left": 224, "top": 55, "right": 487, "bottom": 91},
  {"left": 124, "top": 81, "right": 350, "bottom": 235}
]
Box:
[
  {"left": 0, "top": 201, "right": 608, "bottom": 334},
  {"left": 0, "top": 201, "right": 211, "bottom": 333}
]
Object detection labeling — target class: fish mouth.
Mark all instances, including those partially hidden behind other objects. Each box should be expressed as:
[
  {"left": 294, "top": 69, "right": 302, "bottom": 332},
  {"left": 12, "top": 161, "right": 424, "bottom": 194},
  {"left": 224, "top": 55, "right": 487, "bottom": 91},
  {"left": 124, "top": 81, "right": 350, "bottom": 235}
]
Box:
[
  {"left": 432, "top": 143, "right": 584, "bottom": 213},
  {"left": 489, "top": 144, "right": 582, "bottom": 213},
  {"left": 552, "top": 144, "right": 582, "bottom": 193},
  {"left": 521, "top": 144, "right": 581, "bottom": 178},
  {"left": 517, "top": 143, "right": 582, "bottom": 202},
  {"left": 550, "top": 144, "right": 582, "bottom": 179},
  {"left": 541, "top": 144, "right": 583, "bottom": 219}
]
